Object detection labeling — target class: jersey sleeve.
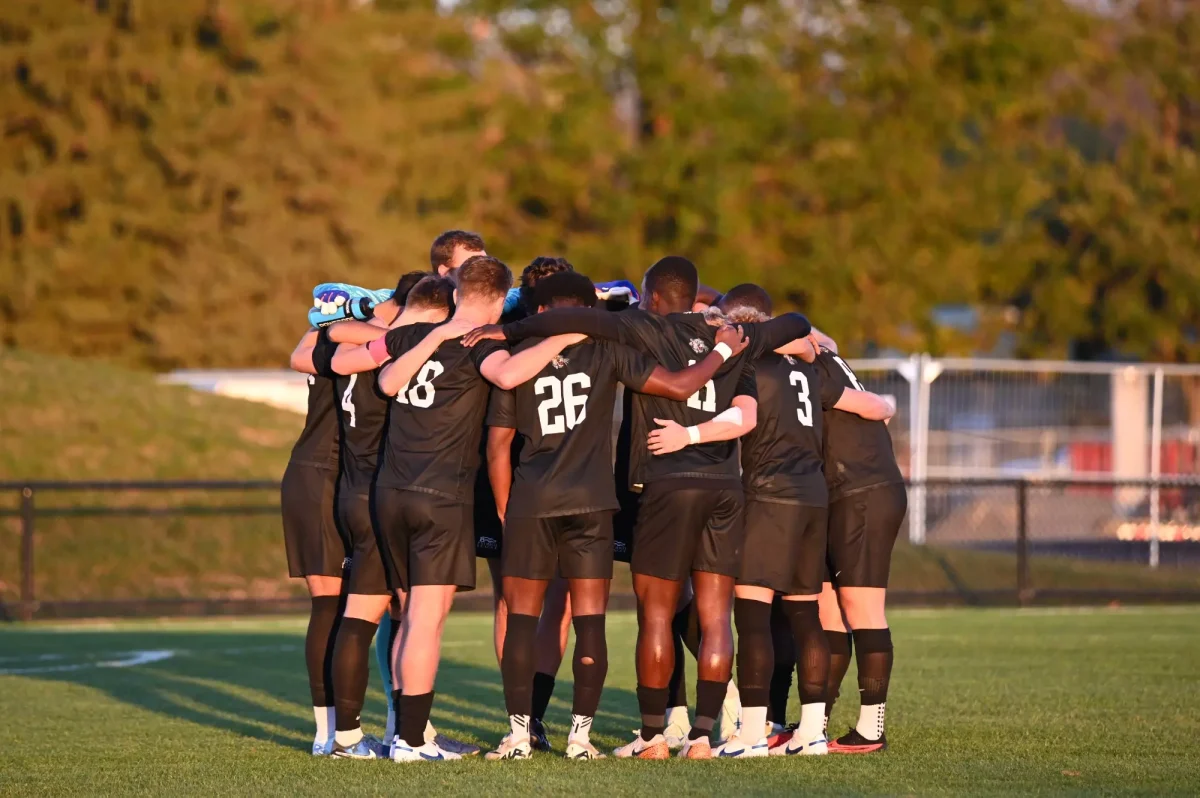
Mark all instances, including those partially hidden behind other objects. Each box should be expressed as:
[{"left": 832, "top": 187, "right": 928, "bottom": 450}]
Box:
[
  {"left": 735, "top": 362, "right": 758, "bottom": 400},
  {"left": 816, "top": 350, "right": 855, "bottom": 402},
  {"left": 312, "top": 328, "right": 338, "bottom": 379},
  {"left": 742, "top": 312, "right": 813, "bottom": 360},
  {"left": 470, "top": 339, "right": 508, "bottom": 372},
  {"left": 383, "top": 325, "right": 416, "bottom": 359},
  {"left": 486, "top": 387, "right": 517, "bottom": 429},
  {"left": 818, "top": 365, "right": 845, "bottom": 409},
  {"left": 607, "top": 342, "right": 657, "bottom": 392}
]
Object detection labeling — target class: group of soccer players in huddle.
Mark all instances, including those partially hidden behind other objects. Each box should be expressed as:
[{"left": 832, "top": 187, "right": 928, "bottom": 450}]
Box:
[{"left": 282, "top": 229, "right": 906, "bottom": 763}]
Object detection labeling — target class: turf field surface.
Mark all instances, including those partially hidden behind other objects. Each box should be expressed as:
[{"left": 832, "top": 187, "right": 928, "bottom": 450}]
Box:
[{"left": 2, "top": 607, "right": 1198, "bottom": 796}]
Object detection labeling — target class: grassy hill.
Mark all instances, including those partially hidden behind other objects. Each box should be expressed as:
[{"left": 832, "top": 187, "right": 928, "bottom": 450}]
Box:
[{"left": 0, "top": 348, "right": 1197, "bottom": 611}]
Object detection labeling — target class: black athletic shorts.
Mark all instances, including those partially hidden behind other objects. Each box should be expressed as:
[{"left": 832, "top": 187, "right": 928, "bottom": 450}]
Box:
[
  {"left": 739, "top": 500, "right": 827, "bottom": 596},
  {"left": 281, "top": 462, "right": 348, "bottom": 578},
  {"left": 825, "top": 483, "right": 908, "bottom": 588},
  {"left": 474, "top": 501, "right": 504, "bottom": 560},
  {"left": 338, "top": 492, "right": 390, "bottom": 596},
  {"left": 631, "top": 481, "right": 745, "bottom": 581},
  {"left": 613, "top": 485, "right": 639, "bottom": 564},
  {"left": 502, "top": 511, "right": 614, "bottom": 581},
  {"left": 374, "top": 487, "right": 476, "bottom": 592}
]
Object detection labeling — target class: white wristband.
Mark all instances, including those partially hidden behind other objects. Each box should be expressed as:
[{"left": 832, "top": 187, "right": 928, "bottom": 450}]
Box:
[
  {"left": 687, "top": 425, "right": 701, "bottom": 445},
  {"left": 714, "top": 341, "right": 733, "bottom": 362}
]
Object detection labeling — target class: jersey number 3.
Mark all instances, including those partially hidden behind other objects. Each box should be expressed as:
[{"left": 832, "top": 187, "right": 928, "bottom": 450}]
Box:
[
  {"left": 397, "top": 361, "right": 444, "bottom": 408},
  {"left": 789, "top": 371, "right": 813, "bottom": 427},
  {"left": 536, "top": 373, "right": 591, "bottom": 435}
]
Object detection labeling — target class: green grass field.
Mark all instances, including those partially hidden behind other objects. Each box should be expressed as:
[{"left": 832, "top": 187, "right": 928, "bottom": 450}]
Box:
[{"left": 2, "top": 607, "right": 1198, "bottom": 796}]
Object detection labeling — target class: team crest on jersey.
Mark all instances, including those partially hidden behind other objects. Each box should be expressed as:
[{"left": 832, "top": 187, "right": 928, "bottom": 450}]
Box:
[
  {"left": 689, "top": 338, "right": 709, "bottom": 354},
  {"left": 551, "top": 354, "right": 570, "bottom": 370},
  {"left": 784, "top": 354, "right": 797, "bottom": 365}
]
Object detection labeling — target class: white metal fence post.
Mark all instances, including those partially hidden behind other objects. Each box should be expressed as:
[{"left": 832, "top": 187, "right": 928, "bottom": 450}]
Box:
[
  {"left": 898, "top": 354, "right": 926, "bottom": 544},
  {"left": 1149, "top": 367, "right": 1164, "bottom": 568}
]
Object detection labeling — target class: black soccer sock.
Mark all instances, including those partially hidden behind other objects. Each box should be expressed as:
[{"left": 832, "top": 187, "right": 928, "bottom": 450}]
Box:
[
  {"left": 501, "top": 613, "right": 539, "bottom": 718},
  {"left": 531, "top": 672, "right": 557, "bottom": 722},
  {"left": 825, "top": 630, "right": 853, "bottom": 721},
  {"left": 733, "top": 598, "right": 772, "bottom": 712},
  {"left": 636, "top": 685, "right": 670, "bottom": 741},
  {"left": 768, "top": 599, "right": 795, "bottom": 724},
  {"left": 398, "top": 691, "right": 435, "bottom": 748},
  {"left": 853, "top": 628, "right": 893, "bottom": 705},
  {"left": 306, "top": 595, "right": 342, "bottom": 707},
  {"left": 330, "top": 617, "right": 378, "bottom": 732},
  {"left": 391, "top": 688, "right": 402, "bottom": 738},
  {"left": 690, "top": 679, "right": 728, "bottom": 741},
  {"left": 570, "top": 614, "right": 608, "bottom": 718},
  {"left": 666, "top": 623, "right": 688, "bottom": 709},
  {"left": 782, "top": 601, "right": 830, "bottom": 706}
]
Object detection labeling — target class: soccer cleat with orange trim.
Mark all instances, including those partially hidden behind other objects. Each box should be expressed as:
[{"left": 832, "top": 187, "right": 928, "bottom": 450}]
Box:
[
  {"left": 828, "top": 729, "right": 887, "bottom": 754},
  {"left": 613, "top": 733, "right": 670, "bottom": 760}
]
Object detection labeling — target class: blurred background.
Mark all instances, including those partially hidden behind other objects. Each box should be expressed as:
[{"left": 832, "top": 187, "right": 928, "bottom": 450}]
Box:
[{"left": 1, "top": 0, "right": 1198, "bottom": 619}]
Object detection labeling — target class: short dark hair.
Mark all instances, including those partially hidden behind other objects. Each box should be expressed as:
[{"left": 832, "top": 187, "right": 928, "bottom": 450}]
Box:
[
  {"left": 430, "top": 230, "right": 486, "bottom": 269},
  {"left": 405, "top": 275, "right": 455, "bottom": 313},
  {"left": 534, "top": 270, "right": 596, "bottom": 310},
  {"left": 644, "top": 256, "right": 699, "bottom": 307},
  {"left": 455, "top": 254, "right": 513, "bottom": 302},
  {"left": 393, "top": 271, "right": 430, "bottom": 306},
  {"left": 520, "top": 256, "right": 574, "bottom": 314},
  {"left": 718, "top": 283, "right": 773, "bottom": 323}
]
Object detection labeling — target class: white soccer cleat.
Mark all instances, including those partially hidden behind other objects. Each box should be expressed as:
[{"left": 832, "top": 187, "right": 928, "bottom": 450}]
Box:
[
  {"left": 678, "top": 736, "right": 712, "bottom": 760},
  {"left": 713, "top": 735, "right": 770, "bottom": 759},
  {"left": 564, "top": 740, "right": 606, "bottom": 761},
  {"left": 311, "top": 735, "right": 335, "bottom": 757},
  {"left": 769, "top": 733, "right": 829, "bottom": 756},
  {"left": 613, "top": 733, "right": 670, "bottom": 760},
  {"left": 391, "top": 739, "right": 463, "bottom": 763},
  {"left": 484, "top": 734, "right": 532, "bottom": 761},
  {"left": 663, "top": 707, "right": 692, "bottom": 750},
  {"left": 331, "top": 734, "right": 387, "bottom": 759}
]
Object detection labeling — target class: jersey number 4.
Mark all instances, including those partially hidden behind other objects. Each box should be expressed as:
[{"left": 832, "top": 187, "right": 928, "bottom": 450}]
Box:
[
  {"left": 536, "top": 373, "right": 591, "bottom": 435},
  {"left": 685, "top": 360, "right": 716, "bottom": 412},
  {"left": 789, "top": 371, "right": 813, "bottom": 427},
  {"left": 396, "top": 361, "right": 444, "bottom": 408},
  {"left": 341, "top": 374, "right": 359, "bottom": 427}
]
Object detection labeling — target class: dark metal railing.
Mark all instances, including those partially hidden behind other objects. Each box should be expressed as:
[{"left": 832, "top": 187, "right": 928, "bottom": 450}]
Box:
[{"left": 2, "top": 477, "right": 1198, "bottom": 621}]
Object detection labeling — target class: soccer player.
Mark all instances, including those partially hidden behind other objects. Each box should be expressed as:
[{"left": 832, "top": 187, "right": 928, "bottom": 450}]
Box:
[
  {"left": 283, "top": 326, "right": 347, "bottom": 756},
  {"left": 300, "top": 276, "right": 453, "bottom": 759},
  {"left": 481, "top": 255, "right": 578, "bottom": 752},
  {"left": 344, "top": 255, "right": 586, "bottom": 762},
  {"left": 651, "top": 285, "right": 895, "bottom": 758},
  {"left": 430, "top": 229, "right": 487, "bottom": 277},
  {"left": 814, "top": 345, "right": 907, "bottom": 754},
  {"left": 465, "top": 256, "right": 812, "bottom": 759},
  {"left": 481, "top": 270, "right": 749, "bottom": 761}
]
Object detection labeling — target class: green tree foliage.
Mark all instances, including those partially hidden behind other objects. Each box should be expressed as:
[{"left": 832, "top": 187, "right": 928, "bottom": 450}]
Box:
[{"left": 1, "top": 0, "right": 1196, "bottom": 368}]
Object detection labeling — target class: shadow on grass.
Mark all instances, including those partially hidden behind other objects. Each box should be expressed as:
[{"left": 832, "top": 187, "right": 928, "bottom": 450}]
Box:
[{"left": 0, "top": 626, "right": 642, "bottom": 752}]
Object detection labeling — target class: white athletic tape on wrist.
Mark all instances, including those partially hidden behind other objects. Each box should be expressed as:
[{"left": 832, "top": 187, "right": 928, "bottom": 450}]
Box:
[
  {"left": 712, "top": 406, "right": 743, "bottom": 426},
  {"left": 687, "top": 426, "right": 701, "bottom": 445},
  {"left": 714, "top": 341, "right": 733, "bottom": 362}
]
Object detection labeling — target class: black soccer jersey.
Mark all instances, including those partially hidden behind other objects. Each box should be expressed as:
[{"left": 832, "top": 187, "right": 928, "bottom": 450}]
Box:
[
  {"left": 815, "top": 348, "right": 904, "bottom": 500},
  {"left": 289, "top": 328, "right": 340, "bottom": 469},
  {"left": 486, "top": 338, "right": 657, "bottom": 518},
  {"left": 502, "top": 307, "right": 811, "bottom": 488},
  {"left": 741, "top": 352, "right": 844, "bottom": 506},
  {"left": 333, "top": 368, "right": 390, "bottom": 496},
  {"left": 375, "top": 322, "right": 507, "bottom": 502}
]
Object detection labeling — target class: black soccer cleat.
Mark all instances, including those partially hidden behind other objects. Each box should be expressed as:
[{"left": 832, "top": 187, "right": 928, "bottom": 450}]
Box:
[
  {"left": 530, "top": 718, "right": 552, "bottom": 752},
  {"left": 828, "top": 728, "right": 887, "bottom": 754}
]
